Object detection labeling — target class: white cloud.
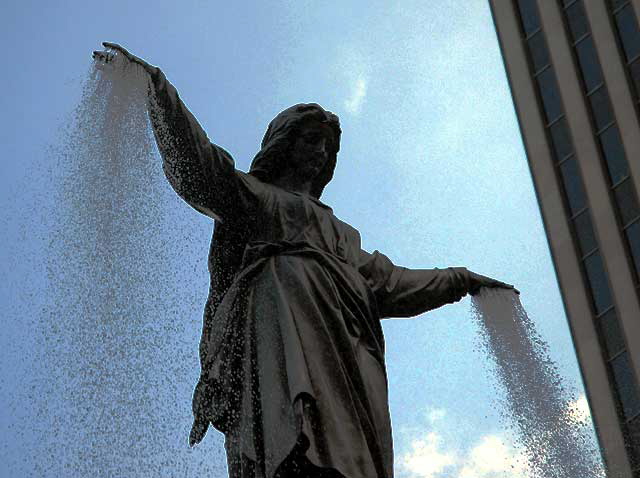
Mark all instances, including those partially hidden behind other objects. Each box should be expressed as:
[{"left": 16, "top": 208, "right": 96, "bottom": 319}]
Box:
[
  {"left": 566, "top": 393, "right": 592, "bottom": 425},
  {"left": 398, "top": 432, "right": 531, "bottom": 478},
  {"left": 458, "top": 435, "right": 531, "bottom": 478},
  {"left": 398, "top": 399, "right": 604, "bottom": 478},
  {"left": 398, "top": 406, "right": 533, "bottom": 478},
  {"left": 344, "top": 76, "right": 367, "bottom": 115},
  {"left": 399, "top": 432, "right": 457, "bottom": 478},
  {"left": 399, "top": 432, "right": 531, "bottom": 478}
]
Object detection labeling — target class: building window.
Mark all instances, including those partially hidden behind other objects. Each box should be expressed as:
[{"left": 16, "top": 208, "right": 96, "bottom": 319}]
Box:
[
  {"left": 599, "top": 125, "right": 629, "bottom": 184},
  {"left": 517, "top": 0, "right": 542, "bottom": 35},
  {"left": 536, "top": 68, "right": 563, "bottom": 122},
  {"left": 558, "top": 157, "right": 587, "bottom": 214},
  {"left": 549, "top": 118, "right": 573, "bottom": 160},
  {"left": 626, "top": 221, "right": 640, "bottom": 276},
  {"left": 627, "top": 414, "right": 640, "bottom": 470},
  {"left": 527, "top": 31, "right": 551, "bottom": 72},
  {"left": 610, "top": 351, "right": 640, "bottom": 420},
  {"left": 575, "top": 35, "right": 604, "bottom": 91},
  {"left": 614, "top": 177, "right": 640, "bottom": 226},
  {"left": 573, "top": 209, "right": 597, "bottom": 256},
  {"left": 630, "top": 59, "right": 640, "bottom": 96},
  {"left": 614, "top": 3, "right": 640, "bottom": 62},
  {"left": 610, "top": 0, "right": 631, "bottom": 11},
  {"left": 583, "top": 251, "right": 614, "bottom": 314},
  {"left": 588, "top": 86, "right": 614, "bottom": 131},
  {"left": 597, "top": 308, "right": 625, "bottom": 359},
  {"left": 566, "top": 0, "right": 589, "bottom": 41},
  {"left": 607, "top": 0, "right": 640, "bottom": 108}
]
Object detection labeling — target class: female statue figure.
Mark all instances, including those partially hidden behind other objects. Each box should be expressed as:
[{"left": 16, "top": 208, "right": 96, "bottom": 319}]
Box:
[{"left": 93, "top": 43, "right": 517, "bottom": 478}]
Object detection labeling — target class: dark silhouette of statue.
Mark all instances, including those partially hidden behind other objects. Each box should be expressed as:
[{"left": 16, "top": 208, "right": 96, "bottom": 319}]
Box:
[{"left": 93, "top": 43, "right": 518, "bottom": 478}]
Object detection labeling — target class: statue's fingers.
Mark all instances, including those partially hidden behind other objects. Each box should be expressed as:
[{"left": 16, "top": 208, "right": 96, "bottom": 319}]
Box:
[
  {"left": 92, "top": 51, "right": 114, "bottom": 67},
  {"left": 102, "top": 42, "right": 134, "bottom": 61},
  {"left": 495, "top": 280, "right": 520, "bottom": 295},
  {"left": 102, "top": 43, "right": 153, "bottom": 71},
  {"left": 504, "top": 282, "right": 521, "bottom": 295},
  {"left": 102, "top": 41, "right": 123, "bottom": 51}
]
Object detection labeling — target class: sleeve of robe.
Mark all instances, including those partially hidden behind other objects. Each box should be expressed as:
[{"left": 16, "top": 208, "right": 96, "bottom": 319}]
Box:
[
  {"left": 358, "top": 249, "right": 471, "bottom": 319},
  {"left": 145, "top": 67, "right": 256, "bottom": 221}
]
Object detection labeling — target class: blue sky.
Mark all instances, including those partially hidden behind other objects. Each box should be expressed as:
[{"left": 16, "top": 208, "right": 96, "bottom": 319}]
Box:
[{"left": 1, "top": 1, "right": 597, "bottom": 476}]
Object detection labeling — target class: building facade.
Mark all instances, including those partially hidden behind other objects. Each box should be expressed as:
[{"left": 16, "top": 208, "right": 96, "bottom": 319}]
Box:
[{"left": 489, "top": 0, "right": 640, "bottom": 476}]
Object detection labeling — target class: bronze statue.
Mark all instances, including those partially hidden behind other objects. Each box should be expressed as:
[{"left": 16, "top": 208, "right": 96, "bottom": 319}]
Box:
[{"left": 93, "top": 43, "right": 518, "bottom": 478}]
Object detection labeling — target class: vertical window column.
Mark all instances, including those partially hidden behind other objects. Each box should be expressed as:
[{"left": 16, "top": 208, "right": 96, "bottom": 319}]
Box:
[
  {"left": 561, "top": 0, "right": 640, "bottom": 296},
  {"left": 606, "top": 1, "right": 640, "bottom": 106},
  {"left": 564, "top": 0, "right": 640, "bottom": 471}
]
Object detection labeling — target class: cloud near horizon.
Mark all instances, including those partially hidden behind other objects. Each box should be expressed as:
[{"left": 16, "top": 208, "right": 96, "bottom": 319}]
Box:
[
  {"left": 398, "top": 406, "right": 532, "bottom": 478},
  {"left": 398, "top": 396, "right": 599, "bottom": 477},
  {"left": 399, "top": 430, "right": 531, "bottom": 478}
]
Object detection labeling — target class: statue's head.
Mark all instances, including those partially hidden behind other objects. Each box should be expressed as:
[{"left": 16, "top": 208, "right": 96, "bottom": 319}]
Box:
[{"left": 249, "top": 103, "right": 341, "bottom": 198}]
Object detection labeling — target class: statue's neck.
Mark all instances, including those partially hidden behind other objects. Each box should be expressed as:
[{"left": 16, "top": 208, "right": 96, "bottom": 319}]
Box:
[{"left": 272, "top": 170, "right": 315, "bottom": 197}]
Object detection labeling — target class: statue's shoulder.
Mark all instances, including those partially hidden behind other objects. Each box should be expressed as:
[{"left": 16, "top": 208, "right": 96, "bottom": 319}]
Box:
[
  {"left": 237, "top": 171, "right": 285, "bottom": 202},
  {"left": 237, "top": 170, "right": 266, "bottom": 190},
  {"left": 228, "top": 170, "right": 274, "bottom": 203}
]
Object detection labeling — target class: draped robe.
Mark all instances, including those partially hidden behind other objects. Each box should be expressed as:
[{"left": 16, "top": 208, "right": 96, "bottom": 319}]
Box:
[{"left": 146, "top": 69, "right": 472, "bottom": 478}]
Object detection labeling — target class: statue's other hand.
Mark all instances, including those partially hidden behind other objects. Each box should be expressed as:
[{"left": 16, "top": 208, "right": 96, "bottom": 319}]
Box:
[
  {"left": 92, "top": 42, "right": 155, "bottom": 74},
  {"left": 469, "top": 271, "right": 520, "bottom": 296},
  {"left": 189, "top": 417, "right": 209, "bottom": 447}
]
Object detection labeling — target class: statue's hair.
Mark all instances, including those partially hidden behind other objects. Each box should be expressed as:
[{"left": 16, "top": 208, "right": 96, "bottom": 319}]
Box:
[{"left": 249, "top": 103, "right": 341, "bottom": 198}]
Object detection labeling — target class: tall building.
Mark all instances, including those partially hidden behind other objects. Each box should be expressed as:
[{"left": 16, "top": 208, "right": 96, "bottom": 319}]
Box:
[{"left": 489, "top": 1, "right": 640, "bottom": 476}]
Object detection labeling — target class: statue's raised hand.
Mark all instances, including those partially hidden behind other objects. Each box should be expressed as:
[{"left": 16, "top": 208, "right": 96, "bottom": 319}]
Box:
[
  {"left": 92, "top": 42, "right": 155, "bottom": 74},
  {"left": 469, "top": 271, "right": 519, "bottom": 296}
]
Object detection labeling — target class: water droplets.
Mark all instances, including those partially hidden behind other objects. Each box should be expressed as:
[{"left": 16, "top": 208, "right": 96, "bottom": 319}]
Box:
[{"left": 471, "top": 288, "right": 604, "bottom": 477}]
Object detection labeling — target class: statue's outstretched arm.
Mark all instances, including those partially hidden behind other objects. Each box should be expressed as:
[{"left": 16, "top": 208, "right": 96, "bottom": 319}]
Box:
[
  {"left": 358, "top": 250, "right": 517, "bottom": 319},
  {"left": 93, "top": 43, "right": 256, "bottom": 221}
]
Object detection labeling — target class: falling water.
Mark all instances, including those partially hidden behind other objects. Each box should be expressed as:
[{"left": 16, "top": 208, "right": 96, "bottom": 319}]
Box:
[
  {"left": 471, "top": 288, "right": 605, "bottom": 477},
  {"left": 27, "top": 59, "right": 227, "bottom": 476}
]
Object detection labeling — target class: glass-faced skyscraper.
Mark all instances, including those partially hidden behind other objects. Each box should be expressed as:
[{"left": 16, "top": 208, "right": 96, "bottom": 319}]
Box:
[{"left": 489, "top": 1, "right": 640, "bottom": 476}]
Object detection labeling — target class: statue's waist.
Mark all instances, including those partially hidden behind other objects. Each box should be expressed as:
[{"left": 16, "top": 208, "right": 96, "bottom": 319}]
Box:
[{"left": 240, "top": 240, "right": 351, "bottom": 270}]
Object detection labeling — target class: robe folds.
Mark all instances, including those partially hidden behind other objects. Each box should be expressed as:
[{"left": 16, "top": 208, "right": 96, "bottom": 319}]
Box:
[{"left": 146, "top": 68, "right": 471, "bottom": 478}]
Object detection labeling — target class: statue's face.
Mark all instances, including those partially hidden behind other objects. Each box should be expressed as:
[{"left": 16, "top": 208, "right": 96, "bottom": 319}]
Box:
[{"left": 289, "top": 119, "right": 336, "bottom": 179}]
